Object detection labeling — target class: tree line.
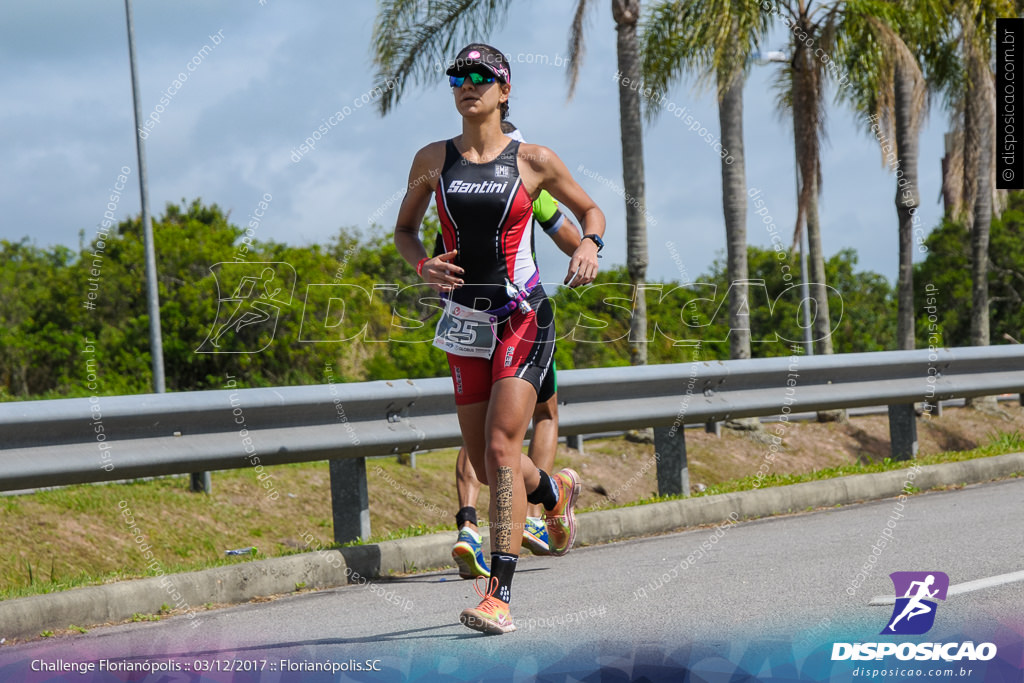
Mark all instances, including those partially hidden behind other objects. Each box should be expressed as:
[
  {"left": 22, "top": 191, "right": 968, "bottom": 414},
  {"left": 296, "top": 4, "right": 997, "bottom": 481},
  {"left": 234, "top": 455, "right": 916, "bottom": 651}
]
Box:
[{"left": 2, "top": 196, "right": 1020, "bottom": 401}]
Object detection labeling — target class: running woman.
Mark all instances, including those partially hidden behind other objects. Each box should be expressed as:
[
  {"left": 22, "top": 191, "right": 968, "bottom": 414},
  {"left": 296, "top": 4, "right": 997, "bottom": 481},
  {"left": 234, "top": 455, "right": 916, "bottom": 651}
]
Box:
[
  {"left": 451, "top": 121, "right": 582, "bottom": 579},
  {"left": 394, "top": 43, "right": 606, "bottom": 634},
  {"left": 451, "top": 368, "right": 562, "bottom": 578}
]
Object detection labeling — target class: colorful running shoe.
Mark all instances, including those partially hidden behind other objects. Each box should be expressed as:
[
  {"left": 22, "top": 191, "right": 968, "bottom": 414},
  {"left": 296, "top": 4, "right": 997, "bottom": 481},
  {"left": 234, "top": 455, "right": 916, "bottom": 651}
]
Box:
[
  {"left": 544, "top": 468, "right": 581, "bottom": 556},
  {"left": 460, "top": 577, "right": 516, "bottom": 634},
  {"left": 521, "top": 516, "right": 550, "bottom": 555},
  {"left": 451, "top": 527, "right": 490, "bottom": 579}
]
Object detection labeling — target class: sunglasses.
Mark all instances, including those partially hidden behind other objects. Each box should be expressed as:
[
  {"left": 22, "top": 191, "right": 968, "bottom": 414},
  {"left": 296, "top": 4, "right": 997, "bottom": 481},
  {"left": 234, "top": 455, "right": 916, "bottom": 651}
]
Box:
[{"left": 449, "top": 71, "right": 496, "bottom": 88}]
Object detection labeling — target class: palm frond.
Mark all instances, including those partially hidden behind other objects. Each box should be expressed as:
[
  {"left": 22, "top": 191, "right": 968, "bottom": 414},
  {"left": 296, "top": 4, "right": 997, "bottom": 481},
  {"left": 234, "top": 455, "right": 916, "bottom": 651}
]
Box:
[
  {"left": 639, "top": 0, "right": 770, "bottom": 124},
  {"left": 835, "top": 2, "right": 929, "bottom": 167},
  {"left": 566, "top": 0, "right": 597, "bottom": 99},
  {"left": 372, "top": 0, "right": 514, "bottom": 116},
  {"left": 938, "top": 0, "right": 1019, "bottom": 223},
  {"left": 774, "top": 1, "right": 846, "bottom": 245}
]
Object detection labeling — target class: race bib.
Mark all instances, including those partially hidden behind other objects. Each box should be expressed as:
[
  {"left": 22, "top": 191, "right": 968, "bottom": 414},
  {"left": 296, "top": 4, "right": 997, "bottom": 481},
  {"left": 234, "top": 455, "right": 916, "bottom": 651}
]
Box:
[{"left": 432, "top": 301, "right": 498, "bottom": 358}]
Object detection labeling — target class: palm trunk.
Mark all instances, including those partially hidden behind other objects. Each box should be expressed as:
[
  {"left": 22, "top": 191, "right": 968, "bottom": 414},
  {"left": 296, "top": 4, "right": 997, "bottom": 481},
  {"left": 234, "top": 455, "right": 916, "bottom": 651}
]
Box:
[
  {"left": 791, "top": 36, "right": 833, "bottom": 357},
  {"left": 804, "top": 181, "right": 832, "bottom": 356},
  {"left": 792, "top": 21, "right": 840, "bottom": 421},
  {"left": 965, "top": 47, "right": 995, "bottom": 410},
  {"left": 969, "top": 70, "right": 992, "bottom": 348},
  {"left": 940, "top": 131, "right": 959, "bottom": 217},
  {"left": 893, "top": 61, "right": 919, "bottom": 351},
  {"left": 962, "top": 94, "right": 979, "bottom": 231},
  {"left": 613, "top": 0, "right": 649, "bottom": 366},
  {"left": 720, "top": 73, "right": 751, "bottom": 361}
]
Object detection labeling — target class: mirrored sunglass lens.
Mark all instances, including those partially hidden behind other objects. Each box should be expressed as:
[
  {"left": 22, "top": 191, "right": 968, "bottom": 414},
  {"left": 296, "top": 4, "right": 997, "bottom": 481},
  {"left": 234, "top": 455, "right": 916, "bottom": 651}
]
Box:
[{"left": 450, "top": 72, "right": 494, "bottom": 87}]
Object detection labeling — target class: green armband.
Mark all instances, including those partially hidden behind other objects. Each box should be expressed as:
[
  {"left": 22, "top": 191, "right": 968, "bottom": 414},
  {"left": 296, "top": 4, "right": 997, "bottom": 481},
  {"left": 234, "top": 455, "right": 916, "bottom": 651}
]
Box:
[
  {"left": 532, "top": 191, "right": 559, "bottom": 224},
  {"left": 533, "top": 191, "right": 565, "bottom": 235}
]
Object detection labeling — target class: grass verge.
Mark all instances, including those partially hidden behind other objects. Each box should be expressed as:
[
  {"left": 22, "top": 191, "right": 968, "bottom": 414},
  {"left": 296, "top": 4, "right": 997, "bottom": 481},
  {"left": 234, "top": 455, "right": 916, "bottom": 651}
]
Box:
[{"left": 1, "top": 416, "right": 1021, "bottom": 602}]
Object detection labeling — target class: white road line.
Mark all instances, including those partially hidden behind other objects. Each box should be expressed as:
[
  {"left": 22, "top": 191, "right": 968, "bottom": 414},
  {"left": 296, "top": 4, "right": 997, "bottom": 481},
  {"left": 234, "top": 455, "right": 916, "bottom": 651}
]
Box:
[{"left": 869, "top": 570, "right": 1024, "bottom": 606}]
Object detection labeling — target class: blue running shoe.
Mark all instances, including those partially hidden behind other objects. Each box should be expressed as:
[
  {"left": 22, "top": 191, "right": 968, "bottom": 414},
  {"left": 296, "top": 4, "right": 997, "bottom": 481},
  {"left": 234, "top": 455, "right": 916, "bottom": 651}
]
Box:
[
  {"left": 452, "top": 527, "right": 490, "bottom": 579},
  {"left": 522, "top": 516, "right": 550, "bottom": 555}
]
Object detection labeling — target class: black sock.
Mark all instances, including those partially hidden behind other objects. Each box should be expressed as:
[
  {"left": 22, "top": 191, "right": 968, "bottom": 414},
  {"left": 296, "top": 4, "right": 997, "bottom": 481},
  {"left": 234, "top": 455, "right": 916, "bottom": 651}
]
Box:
[
  {"left": 455, "top": 506, "right": 477, "bottom": 529},
  {"left": 490, "top": 553, "right": 518, "bottom": 604},
  {"left": 527, "top": 469, "right": 559, "bottom": 511}
]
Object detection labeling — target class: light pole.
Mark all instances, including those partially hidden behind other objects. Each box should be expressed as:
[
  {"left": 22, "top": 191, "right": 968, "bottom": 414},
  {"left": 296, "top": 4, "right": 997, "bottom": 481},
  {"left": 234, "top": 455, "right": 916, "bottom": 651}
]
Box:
[
  {"left": 124, "top": 0, "right": 166, "bottom": 390},
  {"left": 125, "top": 2, "right": 210, "bottom": 492},
  {"left": 752, "top": 50, "right": 814, "bottom": 356}
]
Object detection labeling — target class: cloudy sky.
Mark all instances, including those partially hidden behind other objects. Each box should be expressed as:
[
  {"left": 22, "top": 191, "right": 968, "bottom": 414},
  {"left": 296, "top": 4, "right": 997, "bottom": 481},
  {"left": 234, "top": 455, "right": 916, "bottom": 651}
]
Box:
[{"left": 1, "top": 0, "right": 950, "bottom": 286}]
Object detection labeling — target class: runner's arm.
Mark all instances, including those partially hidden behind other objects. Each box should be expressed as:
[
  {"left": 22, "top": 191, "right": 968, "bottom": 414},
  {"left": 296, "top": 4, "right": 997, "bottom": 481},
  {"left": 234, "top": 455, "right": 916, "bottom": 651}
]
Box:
[
  {"left": 549, "top": 215, "right": 582, "bottom": 257},
  {"left": 394, "top": 144, "right": 463, "bottom": 292},
  {"left": 521, "top": 144, "right": 605, "bottom": 287},
  {"left": 533, "top": 191, "right": 582, "bottom": 257}
]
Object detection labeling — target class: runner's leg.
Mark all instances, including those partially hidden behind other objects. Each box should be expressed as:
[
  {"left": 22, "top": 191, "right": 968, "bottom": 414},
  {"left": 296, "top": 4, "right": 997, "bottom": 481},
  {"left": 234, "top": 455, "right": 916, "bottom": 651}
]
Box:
[
  {"left": 451, "top": 444, "right": 491, "bottom": 579},
  {"left": 458, "top": 442, "right": 541, "bottom": 526},
  {"left": 455, "top": 447, "right": 482, "bottom": 531},
  {"left": 449, "top": 352, "right": 493, "bottom": 581},
  {"left": 526, "top": 392, "right": 558, "bottom": 518},
  {"left": 457, "top": 379, "right": 536, "bottom": 634},
  {"left": 482, "top": 376, "right": 537, "bottom": 558}
]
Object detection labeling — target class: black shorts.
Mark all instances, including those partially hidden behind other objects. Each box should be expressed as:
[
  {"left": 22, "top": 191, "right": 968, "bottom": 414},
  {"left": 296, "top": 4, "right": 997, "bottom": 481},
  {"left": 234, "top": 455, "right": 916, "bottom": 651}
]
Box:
[{"left": 538, "top": 358, "right": 557, "bottom": 403}]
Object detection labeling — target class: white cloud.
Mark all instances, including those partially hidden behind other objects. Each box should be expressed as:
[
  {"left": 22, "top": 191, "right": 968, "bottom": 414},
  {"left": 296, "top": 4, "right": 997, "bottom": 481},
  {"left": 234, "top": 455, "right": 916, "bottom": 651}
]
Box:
[{"left": 1, "top": 0, "right": 955, "bottom": 291}]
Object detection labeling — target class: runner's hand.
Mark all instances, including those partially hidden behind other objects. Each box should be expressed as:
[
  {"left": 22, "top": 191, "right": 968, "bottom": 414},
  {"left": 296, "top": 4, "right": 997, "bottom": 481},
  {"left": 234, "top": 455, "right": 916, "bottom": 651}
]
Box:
[
  {"left": 565, "top": 240, "right": 599, "bottom": 287},
  {"left": 422, "top": 249, "right": 464, "bottom": 293}
]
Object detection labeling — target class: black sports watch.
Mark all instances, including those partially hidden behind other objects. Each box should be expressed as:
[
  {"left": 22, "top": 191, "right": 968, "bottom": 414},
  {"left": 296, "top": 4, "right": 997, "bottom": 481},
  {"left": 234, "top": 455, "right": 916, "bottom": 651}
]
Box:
[{"left": 582, "top": 233, "right": 604, "bottom": 254}]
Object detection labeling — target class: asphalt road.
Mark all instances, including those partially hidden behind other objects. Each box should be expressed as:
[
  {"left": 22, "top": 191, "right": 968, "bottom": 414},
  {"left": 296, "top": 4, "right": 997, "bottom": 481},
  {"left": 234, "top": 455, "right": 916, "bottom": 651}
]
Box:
[{"left": 2, "top": 477, "right": 1023, "bottom": 682}]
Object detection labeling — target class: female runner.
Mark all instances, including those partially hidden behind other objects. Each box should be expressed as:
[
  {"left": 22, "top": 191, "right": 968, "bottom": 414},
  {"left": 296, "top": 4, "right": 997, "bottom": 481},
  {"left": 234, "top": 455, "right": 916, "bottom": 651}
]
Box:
[{"left": 393, "top": 43, "right": 606, "bottom": 634}]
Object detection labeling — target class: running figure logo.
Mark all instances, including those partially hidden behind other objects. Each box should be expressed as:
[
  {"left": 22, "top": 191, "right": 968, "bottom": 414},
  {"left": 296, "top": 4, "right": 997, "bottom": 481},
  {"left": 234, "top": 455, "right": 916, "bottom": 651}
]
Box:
[
  {"left": 196, "top": 262, "right": 296, "bottom": 353},
  {"left": 881, "top": 571, "right": 949, "bottom": 635}
]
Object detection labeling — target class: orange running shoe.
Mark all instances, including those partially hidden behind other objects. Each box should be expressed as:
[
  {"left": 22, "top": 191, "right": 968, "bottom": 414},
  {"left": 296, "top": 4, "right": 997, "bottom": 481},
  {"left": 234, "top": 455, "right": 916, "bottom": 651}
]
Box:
[
  {"left": 544, "top": 468, "right": 581, "bottom": 556},
  {"left": 459, "top": 577, "right": 516, "bottom": 635}
]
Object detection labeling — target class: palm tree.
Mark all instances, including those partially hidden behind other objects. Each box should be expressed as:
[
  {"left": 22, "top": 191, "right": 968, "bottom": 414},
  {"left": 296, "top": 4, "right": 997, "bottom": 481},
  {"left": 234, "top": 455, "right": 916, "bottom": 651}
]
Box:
[
  {"left": 640, "top": 0, "right": 771, "bottom": 363},
  {"left": 642, "top": 0, "right": 842, "bottom": 423},
  {"left": 962, "top": 8, "right": 995, "bottom": 352},
  {"left": 930, "top": 6, "right": 1010, "bottom": 320},
  {"left": 372, "top": 0, "right": 653, "bottom": 366},
  {"left": 735, "top": 1, "right": 845, "bottom": 420},
  {"left": 835, "top": 0, "right": 936, "bottom": 351},
  {"left": 926, "top": 0, "right": 1015, "bottom": 408},
  {"left": 777, "top": 1, "right": 845, "bottom": 364}
]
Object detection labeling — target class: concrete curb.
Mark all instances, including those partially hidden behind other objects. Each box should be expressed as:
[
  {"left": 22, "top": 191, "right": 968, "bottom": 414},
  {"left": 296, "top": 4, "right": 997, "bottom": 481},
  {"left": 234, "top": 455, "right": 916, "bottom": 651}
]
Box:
[
  {"left": 0, "top": 552, "right": 350, "bottom": 640},
  {"left": 575, "top": 452, "right": 1024, "bottom": 546},
  {"left": 3, "top": 453, "right": 1021, "bottom": 640}
]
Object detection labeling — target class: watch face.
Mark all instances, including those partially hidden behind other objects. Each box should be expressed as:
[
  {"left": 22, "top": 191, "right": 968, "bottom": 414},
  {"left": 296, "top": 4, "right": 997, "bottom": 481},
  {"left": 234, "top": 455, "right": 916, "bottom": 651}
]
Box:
[{"left": 586, "top": 234, "right": 604, "bottom": 250}]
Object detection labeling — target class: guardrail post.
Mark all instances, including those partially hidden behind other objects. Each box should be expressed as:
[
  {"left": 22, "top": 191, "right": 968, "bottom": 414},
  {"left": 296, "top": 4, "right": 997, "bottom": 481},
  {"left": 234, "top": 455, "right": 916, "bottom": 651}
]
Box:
[
  {"left": 189, "top": 471, "right": 211, "bottom": 493},
  {"left": 566, "top": 434, "right": 584, "bottom": 453},
  {"left": 653, "top": 425, "right": 689, "bottom": 497},
  {"left": 705, "top": 420, "right": 721, "bottom": 437},
  {"left": 329, "top": 457, "right": 371, "bottom": 544},
  {"left": 887, "top": 404, "right": 918, "bottom": 461}
]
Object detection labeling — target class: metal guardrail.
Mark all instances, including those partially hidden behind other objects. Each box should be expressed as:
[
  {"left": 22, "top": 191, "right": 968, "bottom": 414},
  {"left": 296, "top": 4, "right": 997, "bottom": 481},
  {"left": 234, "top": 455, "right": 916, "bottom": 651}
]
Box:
[{"left": 2, "top": 345, "right": 1023, "bottom": 543}]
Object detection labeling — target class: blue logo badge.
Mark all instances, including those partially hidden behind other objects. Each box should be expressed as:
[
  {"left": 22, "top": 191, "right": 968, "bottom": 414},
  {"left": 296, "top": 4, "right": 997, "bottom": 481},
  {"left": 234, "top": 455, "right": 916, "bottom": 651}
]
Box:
[{"left": 882, "top": 571, "right": 949, "bottom": 635}]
